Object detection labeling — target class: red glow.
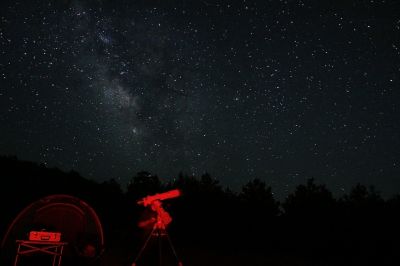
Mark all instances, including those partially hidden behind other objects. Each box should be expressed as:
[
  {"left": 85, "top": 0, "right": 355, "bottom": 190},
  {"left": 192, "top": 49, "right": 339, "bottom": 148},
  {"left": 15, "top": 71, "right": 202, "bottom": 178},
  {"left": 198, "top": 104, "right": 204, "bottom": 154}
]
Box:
[
  {"left": 137, "top": 189, "right": 181, "bottom": 230},
  {"left": 137, "top": 189, "right": 181, "bottom": 207},
  {"left": 134, "top": 189, "right": 183, "bottom": 266},
  {"left": 29, "top": 231, "right": 61, "bottom": 242}
]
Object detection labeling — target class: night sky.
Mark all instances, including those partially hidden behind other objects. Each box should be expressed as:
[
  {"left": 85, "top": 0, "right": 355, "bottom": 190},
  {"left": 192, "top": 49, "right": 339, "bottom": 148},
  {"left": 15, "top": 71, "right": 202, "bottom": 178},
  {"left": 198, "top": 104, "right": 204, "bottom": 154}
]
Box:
[{"left": 1, "top": 0, "right": 399, "bottom": 199}]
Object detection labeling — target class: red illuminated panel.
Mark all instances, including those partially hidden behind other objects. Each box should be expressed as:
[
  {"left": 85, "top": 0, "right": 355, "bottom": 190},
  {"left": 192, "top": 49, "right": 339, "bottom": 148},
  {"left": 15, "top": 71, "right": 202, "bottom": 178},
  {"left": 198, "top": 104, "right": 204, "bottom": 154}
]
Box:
[{"left": 29, "top": 231, "right": 61, "bottom": 242}]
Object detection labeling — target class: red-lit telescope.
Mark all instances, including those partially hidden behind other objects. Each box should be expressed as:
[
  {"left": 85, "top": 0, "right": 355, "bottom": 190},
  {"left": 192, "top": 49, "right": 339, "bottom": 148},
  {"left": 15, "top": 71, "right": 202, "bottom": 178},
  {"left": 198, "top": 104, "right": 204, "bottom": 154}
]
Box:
[
  {"left": 137, "top": 189, "right": 181, "bottom": 207},
  {"left": 133, "top": 189, "right": 183, "bottom": 266},
  {"left": 137, "top": 189, "right": 181, "bottom": 230}
]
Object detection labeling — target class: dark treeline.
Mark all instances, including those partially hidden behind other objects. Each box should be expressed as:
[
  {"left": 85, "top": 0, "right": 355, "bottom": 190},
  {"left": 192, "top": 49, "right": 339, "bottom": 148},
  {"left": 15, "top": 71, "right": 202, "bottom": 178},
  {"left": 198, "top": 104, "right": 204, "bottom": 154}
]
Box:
[{"left": 1, "top": 155, "right": 400, "bottom": 266}]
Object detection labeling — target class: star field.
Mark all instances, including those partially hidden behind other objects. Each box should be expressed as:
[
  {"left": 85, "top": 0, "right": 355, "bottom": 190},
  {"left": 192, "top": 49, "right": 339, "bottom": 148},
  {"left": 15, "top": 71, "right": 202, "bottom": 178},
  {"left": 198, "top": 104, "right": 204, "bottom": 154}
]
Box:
[{"left": 1, "top": 0, "right": 399, "bottom": 199}]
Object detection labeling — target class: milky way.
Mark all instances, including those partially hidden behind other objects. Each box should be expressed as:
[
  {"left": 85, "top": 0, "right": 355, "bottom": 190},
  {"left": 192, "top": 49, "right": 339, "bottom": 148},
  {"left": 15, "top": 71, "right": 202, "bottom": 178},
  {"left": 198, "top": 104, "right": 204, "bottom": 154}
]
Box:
[{"left": 1, "top": 0, "right": 399, "bottom": 199}]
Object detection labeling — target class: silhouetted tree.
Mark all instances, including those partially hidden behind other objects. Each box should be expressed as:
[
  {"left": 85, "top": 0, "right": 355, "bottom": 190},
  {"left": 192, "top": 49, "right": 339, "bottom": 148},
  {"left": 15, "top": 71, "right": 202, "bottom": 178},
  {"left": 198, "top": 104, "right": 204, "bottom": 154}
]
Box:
[
  {"left": 237, "top": 178, "right": 280, "bottom": 251},
  {"left": 280, "top": 178, "right": 338, "bottom": 257},
  {"left": 199, "top": 172, "right": 222, "bottom": 194},
  {"left": 282, "top": 178, "right": 336, "bottom": 217},
  {"left": 338, "top": 184, "right": 387, "bottom": 265},
  {"left": 342, "top": 183, "right": 384, "bottom": 213},
  {"left": 126, "top": 171, "right": 162, "bottom": 200},
  {"left": 240, "top": 178, "right": 280, "bottom": 217}
]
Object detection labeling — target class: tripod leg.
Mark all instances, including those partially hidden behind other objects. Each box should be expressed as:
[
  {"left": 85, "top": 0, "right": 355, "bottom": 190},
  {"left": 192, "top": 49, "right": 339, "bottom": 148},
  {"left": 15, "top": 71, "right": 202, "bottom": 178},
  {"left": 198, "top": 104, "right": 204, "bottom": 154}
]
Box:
[
  {"left": 164, "top": 231, "right": 183, "bottom": 266},
  {"left": 158, "top": 230, "right": 162, "bottom": 266},
  {"left": 131, "top": 226, "right": 157, "bottom": 266}
]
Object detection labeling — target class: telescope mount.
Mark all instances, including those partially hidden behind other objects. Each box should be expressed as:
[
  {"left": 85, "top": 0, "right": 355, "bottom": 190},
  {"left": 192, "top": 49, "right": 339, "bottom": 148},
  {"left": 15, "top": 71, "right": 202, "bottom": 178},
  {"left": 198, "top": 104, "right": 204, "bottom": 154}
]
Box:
[{"left": 132, "top": 193, "right": 183, "bottom": 266}]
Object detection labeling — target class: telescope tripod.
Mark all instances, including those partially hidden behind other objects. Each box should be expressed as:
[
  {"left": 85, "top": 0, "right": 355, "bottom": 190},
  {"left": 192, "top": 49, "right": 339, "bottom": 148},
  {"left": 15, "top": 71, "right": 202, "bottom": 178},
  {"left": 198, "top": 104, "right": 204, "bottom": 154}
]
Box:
[{"left": 131, "top": 221, "right": 182, "bottom": 266}]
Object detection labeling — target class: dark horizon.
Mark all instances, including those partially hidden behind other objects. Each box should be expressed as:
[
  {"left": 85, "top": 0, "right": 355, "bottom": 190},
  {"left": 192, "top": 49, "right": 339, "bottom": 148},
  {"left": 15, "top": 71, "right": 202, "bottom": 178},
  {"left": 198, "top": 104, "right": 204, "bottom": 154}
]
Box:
[
  {"left": 1, "top": 154, "right": 398, "bottom": 202},
  {"left": 1, "top": 154, "right": 400, "bottom": 266}
]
